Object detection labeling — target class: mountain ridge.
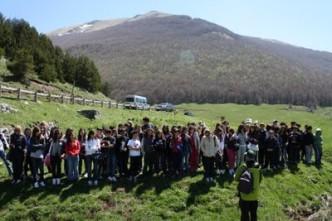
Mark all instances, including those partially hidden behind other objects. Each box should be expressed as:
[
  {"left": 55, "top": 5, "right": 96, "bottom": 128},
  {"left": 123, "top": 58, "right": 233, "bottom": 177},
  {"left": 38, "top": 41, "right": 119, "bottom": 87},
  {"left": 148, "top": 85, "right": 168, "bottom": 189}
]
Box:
[{"left": 49, "top": 12, "right": 332, "bottom": 105}]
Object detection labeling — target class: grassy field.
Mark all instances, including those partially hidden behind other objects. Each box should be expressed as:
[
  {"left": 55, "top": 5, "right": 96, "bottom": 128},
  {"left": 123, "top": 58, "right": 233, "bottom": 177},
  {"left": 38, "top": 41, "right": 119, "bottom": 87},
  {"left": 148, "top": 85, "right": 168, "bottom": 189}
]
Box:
[{"left": 0, "top": 98, "right": 332, "bottom": 221}]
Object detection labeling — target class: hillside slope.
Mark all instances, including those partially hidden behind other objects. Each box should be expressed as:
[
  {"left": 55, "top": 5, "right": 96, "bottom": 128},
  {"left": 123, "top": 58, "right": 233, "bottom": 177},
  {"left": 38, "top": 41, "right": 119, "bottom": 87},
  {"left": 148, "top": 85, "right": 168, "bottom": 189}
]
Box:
[
  {"left": 0, "top": 99, "right": 332, "bottom": 221},
  {"left": 49, "top": 12, "right": 332, "bottom": 105}
]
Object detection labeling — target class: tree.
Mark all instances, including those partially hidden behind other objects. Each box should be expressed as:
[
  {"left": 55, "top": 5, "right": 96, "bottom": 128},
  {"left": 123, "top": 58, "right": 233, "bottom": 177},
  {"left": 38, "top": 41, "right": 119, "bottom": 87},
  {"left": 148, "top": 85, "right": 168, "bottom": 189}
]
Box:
[
  {"left": 7, "top": 49, "right": 34, "bottom": 83},
  {"left": 101, "top": 81, "right": 111, "bottom": 97}
]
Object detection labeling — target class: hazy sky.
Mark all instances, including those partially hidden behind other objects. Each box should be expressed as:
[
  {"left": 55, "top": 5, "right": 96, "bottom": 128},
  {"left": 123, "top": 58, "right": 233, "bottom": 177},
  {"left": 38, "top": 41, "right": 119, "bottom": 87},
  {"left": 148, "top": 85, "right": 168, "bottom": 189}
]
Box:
[{"left": 1, "top": 0, "right": 331, "bottom": 52}]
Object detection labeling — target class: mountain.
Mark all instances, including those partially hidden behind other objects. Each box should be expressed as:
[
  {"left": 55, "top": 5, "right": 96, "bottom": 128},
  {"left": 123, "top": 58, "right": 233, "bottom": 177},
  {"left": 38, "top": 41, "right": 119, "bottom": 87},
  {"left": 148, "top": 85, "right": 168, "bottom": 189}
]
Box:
[{"left": 49, "top": 11, "right": 332, "bottom": 105}]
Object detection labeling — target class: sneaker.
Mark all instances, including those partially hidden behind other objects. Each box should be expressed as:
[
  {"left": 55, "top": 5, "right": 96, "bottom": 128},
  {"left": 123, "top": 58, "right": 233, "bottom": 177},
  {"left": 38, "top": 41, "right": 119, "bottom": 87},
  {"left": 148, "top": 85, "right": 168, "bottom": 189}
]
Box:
[
  {"left": 216, "top": 169, "right": 221, "bottom": 175},
  {"left": 11, "top": 179, "right": 16, "bottom": 185},
  {"left": 39, "top": 181, "right": 46, "bottom": 187},
  {"left": 34, "top": 182, "right": 39, "bottom": 188},
  {"left": 94, "top": 180, "right": 98, "bottom": 186},
  {"left": 220, "top": 169, "right": 226, "bottom": 175},
  {"left": 88, "top": 180, "right": 93, "bottom": 186},
  {"left": 205, "top": 177, "right": 210, "bottom": 182},
  {"left": 112, "top": 177, "right": 117, "bottom": 182},
  {"left": 52, "top": 178, "right": 56, "bottom": 186},
  {"left": 107, "top": 176, "right": 113, "bottom": 182},
  {"left": 57, "top": 178, "right": 61, "bottom": 185},
  {"left": 16, "top": 179, "right": 22, "bottom": 184}
]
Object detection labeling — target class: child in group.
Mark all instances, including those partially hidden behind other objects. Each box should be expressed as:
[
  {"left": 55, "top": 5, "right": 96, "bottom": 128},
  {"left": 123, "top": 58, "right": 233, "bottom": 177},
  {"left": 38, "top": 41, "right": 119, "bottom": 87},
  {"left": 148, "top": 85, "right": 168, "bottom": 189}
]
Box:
[
  {"left": 30, "top": 127, "right": 46, "bottom": 188},
  {"left": 85, "top": 130, "right": 101, "bottom": 186},
  {"left": 127, "top": 131, "right": 142, "bottom": 182}
]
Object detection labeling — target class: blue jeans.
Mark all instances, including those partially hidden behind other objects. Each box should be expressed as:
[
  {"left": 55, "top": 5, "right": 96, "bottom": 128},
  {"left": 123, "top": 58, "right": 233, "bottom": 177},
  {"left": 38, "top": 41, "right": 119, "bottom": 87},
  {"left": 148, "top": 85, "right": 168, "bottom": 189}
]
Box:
[
  {"left": 108, "top": 152, "right": 117, "bottom": 177},
  {"left": 85, "top": 155, "right": 100, "bottom": 181},
  {"left": 67, "top": 155, "right": 79, "bottom": 181},
  {"left": 0, "top": 150, "right": 13, "bottom": 176}
]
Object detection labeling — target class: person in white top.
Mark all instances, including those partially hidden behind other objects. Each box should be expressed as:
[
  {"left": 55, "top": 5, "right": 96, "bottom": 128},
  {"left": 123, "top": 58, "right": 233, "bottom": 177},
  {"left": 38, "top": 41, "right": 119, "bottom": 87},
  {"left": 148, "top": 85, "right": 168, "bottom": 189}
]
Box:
[
  {"left": 127, "top": 131, "right": 142, "bottom": 182},
  {"left": 84, "top": 130, "right": 101, "bottom": 186},
  {"left": 0, "top": 132, "right": 13, "bottom": 177}
]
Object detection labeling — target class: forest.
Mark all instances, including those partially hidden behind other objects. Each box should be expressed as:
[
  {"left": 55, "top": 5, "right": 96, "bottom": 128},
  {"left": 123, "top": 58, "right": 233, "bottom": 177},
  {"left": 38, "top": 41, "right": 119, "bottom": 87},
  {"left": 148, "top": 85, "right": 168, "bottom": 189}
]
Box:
[{"left": 0, "top": 13, "right": 101, "bottom": 93}]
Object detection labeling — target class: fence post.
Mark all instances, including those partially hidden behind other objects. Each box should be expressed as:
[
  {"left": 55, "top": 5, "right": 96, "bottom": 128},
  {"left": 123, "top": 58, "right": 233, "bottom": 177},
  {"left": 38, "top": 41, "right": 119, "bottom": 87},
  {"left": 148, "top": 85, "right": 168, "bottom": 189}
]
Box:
[
  {"left": 108, "top": 101, "right": 112, "bottom": 108},
  {"left": 17, "top": 88, "right": 21, "bottom": 100},
  {"left": 101, "top": 101, "right": 104, "bottom": 107},
  {"left": 34, "top": 91, "right": 38, "bottom": 102},
  {"left": 61, "top": 95, "right": 64, "bottom": 103},
  {"left": 48, "top": 92, "right": 51, "bottom": 102},
  {"left": 71, "top": 96, "right": 74, "bottom": 104},
  {"left": 0, "top": 84, "right": 2, "bottom": 98},
  {"left": 116, "top": 102, "right": 119, "bottom": 109},
  {"left": 83, "top": 98, "right": 86, "bottom": 105}
]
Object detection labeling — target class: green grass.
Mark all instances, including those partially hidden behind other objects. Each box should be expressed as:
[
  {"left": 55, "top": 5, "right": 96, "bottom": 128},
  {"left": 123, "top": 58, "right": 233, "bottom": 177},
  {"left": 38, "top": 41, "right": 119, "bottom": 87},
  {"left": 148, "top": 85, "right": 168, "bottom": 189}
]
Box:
[{"left": 1, "top": 99, "right": 332, "bottom": 221}]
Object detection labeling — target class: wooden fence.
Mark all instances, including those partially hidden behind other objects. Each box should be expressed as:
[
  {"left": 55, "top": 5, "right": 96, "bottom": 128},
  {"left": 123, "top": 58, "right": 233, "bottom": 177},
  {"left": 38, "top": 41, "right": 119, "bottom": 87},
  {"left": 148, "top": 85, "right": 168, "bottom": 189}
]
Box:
[{"left": 0, "top": 84, "right": 124, "bottom": 108}]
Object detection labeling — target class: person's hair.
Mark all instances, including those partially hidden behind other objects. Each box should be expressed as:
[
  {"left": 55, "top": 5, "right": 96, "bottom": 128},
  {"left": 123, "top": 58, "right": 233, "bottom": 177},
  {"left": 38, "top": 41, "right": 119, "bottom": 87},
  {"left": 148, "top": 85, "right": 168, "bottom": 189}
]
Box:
[
  {"left": 65, "top": 128, "right": 74, "bottom": 143},
  {"left": 78, "top": 128, "right": 86, "bottom": 141},
  {"left": 155, "top": 130, "right": 164, "bottom": 139},
  {"left": 143, "top": 117, "right": 150, "bottom": 122},
  {"left": 237, "top": 125, "right": 245, "bottom": 134},
  {"left": 87, "top": 130, "right": 95, "bottom": 140},
  {"left": 52, "top": 128, "right": 61, "bottom": 140},
  {"left": 32, "top": 127, "right": 41, "bottom": 138},
  {"left": 24, "top": 127, "right": 31, "bottom": 136}
]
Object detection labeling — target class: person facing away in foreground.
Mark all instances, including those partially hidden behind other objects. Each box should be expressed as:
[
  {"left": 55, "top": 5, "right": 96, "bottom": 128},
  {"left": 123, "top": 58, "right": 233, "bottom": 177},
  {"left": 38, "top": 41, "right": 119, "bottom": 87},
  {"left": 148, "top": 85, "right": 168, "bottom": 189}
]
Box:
[{"left": 235, "top": 150, "right": 263, "bottom": 221}]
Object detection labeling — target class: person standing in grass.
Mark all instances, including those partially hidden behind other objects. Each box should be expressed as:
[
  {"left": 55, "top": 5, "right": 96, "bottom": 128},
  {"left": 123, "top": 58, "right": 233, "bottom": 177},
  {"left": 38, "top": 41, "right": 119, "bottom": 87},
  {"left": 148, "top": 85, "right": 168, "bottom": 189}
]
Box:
[
  {"left": 236, "top": 125, "right": 248, "bottom": 168},
  {"left": 188, "top": 125, "right": 200, "bottom": 174},
  {"left": 30, "top": 127, "right": 47, "bottom": 188},
  {"left": 313, "top": 128, "right": 323, "bottom": 167},
  {"left": 64, "top": 129, "right": 81, "bottom": 182},
  {"left": 102, "top": 129, "right": 116, "bottom": 182},
  {"left": 0, "top": 130, "right": 13, "bottom": 178},
  {"left": 23, "top": 127, "right": 32, "bottom": 179},
  {"left": 225, "top": 128, "right": 237, "bottom": 176},
  {"left": 303, "top": 125, "right": 314, "bottom": 164},
  {"left": 9, "top": 126, "right": 26, "bottom": 184},
  {"left": 200, "top": 129, "right": 219, "bottom": 182},
  {"left": 142, "top": 128, "right": 155, "bottom": 176},
  {"left": 77, "top": 128, "right": 87, "bottom": 177},
  {"left": 153, "top": 129, "right": 166, "bottom": 174},
  {"left": 170, "top": 128, "right": 183, "bottom": 177},
  {"left": 85, "top": 130, "right": 101, "bottom": 186},
  {"left": 49, "top": 128, "right": 64, "bottom": 186},
  {"left": 128, "top": 131, "right": 142, "bottom": 182},
  {"left": 235, "top": 150, "right": 262, "bottom": 221}
]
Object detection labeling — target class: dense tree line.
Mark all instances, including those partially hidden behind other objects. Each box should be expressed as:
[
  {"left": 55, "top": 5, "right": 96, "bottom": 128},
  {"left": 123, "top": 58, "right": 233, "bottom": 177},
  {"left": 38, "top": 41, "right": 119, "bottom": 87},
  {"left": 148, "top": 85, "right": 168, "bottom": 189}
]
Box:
[{"left": 0, "top": 13, "right": 101, "bottom": 93}]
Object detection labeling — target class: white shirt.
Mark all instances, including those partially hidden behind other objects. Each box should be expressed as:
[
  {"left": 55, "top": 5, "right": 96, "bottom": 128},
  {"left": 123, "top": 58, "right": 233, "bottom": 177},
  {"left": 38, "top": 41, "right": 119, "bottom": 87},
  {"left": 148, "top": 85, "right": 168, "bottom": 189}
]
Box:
[
  {"left": 127, "top": 139, "right": 141, "bottom": 157},
  {"left": 85, "top": 138, "right": 101, "bottom": 156},
  {"left": 0, "top": 133, "right": 8, "bottom": 151}
]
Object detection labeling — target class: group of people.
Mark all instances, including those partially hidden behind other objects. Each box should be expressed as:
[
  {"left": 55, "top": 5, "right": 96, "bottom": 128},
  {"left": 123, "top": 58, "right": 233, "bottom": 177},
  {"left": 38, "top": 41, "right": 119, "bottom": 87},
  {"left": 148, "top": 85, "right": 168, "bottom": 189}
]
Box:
[
  {"left": 0, "top": 117, "right": 324, "bottom": 221},
  {"left": 0, "top": 117, "right": 323, "bottom": 187}
]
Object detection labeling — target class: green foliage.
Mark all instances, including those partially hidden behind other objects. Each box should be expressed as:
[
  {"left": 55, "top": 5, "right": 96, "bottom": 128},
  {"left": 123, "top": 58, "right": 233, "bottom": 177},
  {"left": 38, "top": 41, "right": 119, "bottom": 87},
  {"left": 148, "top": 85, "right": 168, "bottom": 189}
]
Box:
[
  {"left": 102, "top": 81, "right": 112, "bottom": 97},
  {"left": 7, "top": 48, "right": 34, "bottom": 83},
  {"left": 0, "top": 12, "right": 102, "bottom": 93},
  {"left": 76, "top": 56, "right": 101, "bottom": 93}
]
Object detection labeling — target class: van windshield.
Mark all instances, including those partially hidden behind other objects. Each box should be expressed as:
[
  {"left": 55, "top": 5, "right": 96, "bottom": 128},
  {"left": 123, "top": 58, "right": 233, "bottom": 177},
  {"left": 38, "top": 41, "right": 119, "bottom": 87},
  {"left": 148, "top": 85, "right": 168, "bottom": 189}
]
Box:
[{"left": 126, "top": 97, "right": 135, "bottom": 102}]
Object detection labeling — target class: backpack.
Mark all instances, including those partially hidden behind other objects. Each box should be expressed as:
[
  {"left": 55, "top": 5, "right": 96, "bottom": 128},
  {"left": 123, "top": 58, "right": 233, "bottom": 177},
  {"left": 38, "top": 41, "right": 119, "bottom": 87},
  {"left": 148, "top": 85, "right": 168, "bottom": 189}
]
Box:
[{"left": 237, "top": 169, "right": 254, "bottom": 194}]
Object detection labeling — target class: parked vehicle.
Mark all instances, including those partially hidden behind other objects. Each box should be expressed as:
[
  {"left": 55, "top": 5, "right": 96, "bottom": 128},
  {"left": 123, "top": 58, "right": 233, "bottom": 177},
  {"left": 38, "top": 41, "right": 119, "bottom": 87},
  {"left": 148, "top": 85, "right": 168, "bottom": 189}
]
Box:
[
  {"left": 124, "top": 95, "right": 150, "bottom": 110},
  {"left": 155, "top": 103, "right": 176, "bottom": 112}
]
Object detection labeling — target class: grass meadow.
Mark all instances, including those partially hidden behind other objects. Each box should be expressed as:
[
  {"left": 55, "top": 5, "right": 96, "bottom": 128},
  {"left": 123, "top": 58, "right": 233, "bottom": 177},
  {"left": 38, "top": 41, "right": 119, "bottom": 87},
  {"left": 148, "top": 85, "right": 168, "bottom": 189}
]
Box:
[{"left": 0, "top": 98, "right": 332, "bottom": 221}]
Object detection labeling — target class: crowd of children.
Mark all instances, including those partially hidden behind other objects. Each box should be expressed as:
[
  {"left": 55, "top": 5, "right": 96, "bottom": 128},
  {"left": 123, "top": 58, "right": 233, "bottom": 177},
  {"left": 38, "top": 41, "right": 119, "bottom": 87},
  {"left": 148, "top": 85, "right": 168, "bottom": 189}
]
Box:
[{"left": 0, "top": 117, "right": 323, "bottom": 188}]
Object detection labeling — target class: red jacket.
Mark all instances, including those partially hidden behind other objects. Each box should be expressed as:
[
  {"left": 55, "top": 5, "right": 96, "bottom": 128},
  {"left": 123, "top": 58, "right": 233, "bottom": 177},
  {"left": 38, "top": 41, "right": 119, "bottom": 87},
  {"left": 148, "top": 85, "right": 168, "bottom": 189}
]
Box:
[{"left": 65, "top": 140, "right": 81, "bottom": 156}]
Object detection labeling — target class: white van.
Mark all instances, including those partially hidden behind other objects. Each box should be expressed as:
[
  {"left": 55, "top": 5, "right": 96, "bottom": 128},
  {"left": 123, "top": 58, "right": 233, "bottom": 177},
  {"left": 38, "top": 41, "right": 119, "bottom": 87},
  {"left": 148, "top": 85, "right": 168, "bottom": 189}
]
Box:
[{"left": 124, "top": 95, "right": 150, "bottom": 110}]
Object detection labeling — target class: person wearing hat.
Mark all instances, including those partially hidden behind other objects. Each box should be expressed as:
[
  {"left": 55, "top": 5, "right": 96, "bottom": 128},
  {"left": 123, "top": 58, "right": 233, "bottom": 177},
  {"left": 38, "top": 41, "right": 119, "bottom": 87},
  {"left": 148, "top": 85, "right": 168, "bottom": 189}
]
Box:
[
  {"left": 313, "top": 128, "right": 323, "bottom": 167},
  {"left": 200, "top": 128, "right": 219, "bottom": 182},
  {"left": 235, "top": 150, "right": 262, "bottom": 221}
]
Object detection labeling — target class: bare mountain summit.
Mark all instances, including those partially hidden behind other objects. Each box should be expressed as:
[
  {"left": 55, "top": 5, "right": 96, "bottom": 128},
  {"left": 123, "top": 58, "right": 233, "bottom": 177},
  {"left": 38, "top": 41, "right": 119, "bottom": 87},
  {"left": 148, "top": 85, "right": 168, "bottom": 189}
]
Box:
[{"left": 50, "top": 11, "right": 332, "bottom": 105}]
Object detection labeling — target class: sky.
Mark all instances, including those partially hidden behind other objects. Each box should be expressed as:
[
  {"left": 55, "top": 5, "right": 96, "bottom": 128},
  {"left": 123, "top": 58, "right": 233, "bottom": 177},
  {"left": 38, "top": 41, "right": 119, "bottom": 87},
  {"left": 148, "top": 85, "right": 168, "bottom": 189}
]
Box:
[{"left": 1, "top": 0, "right": 332, "bottom": 52}]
